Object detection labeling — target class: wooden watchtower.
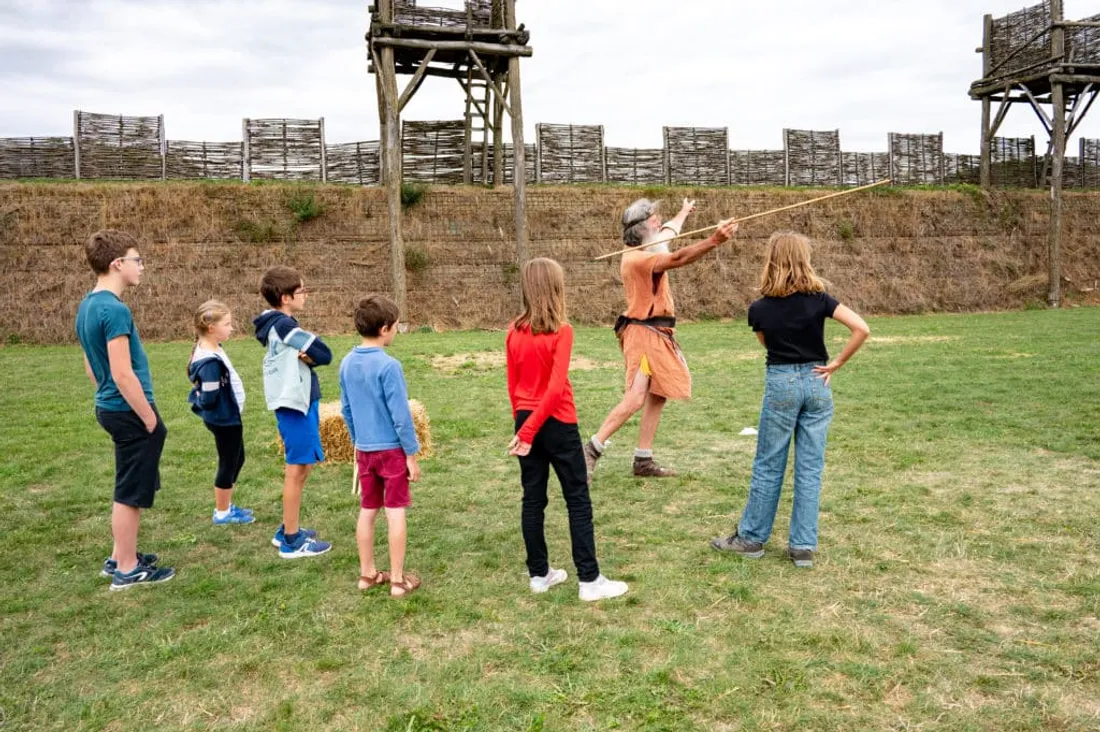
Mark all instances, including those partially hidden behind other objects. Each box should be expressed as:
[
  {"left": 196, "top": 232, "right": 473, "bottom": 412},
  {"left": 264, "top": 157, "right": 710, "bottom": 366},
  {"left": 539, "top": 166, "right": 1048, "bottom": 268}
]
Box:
[
  {"left": 970, "top": 0, "right": 1100, "bottom": 307},
  {"left": 367, "top": 0, "right": 532, "bottom": 318}
]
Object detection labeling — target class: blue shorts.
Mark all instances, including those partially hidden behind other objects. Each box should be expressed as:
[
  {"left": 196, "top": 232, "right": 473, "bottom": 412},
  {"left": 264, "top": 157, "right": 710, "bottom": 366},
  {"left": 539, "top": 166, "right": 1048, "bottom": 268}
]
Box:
[{"left": 275, "top": 401, "right": 325, "bottom": 465}]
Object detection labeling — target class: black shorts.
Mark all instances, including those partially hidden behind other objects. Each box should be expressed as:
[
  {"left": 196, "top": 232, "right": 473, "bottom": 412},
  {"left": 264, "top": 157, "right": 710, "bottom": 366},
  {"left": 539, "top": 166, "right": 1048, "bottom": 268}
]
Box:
[{"left": 96, "top": 407, "right": 168, "bottom": 509}]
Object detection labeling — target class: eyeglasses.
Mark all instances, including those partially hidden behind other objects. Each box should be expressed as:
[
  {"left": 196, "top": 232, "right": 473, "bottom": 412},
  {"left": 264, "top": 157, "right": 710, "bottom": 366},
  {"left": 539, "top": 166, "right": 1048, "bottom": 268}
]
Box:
[
  {"left": 116, "top": 256, "right": 144, "bottom": 265},
  {"left": 293, "top": 287, "right": 309, "bottom": 296}
]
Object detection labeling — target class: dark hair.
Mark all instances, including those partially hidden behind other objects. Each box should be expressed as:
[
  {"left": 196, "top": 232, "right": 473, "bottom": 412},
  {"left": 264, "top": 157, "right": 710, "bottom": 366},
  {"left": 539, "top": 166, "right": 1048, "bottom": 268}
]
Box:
[
  {"left": 259, "top": 265, "right": 303, "bottom": 308},
  {"left": 354, "top": 294, "right": 400, "bottom": 337},
  {"left": 85, "top": 229, "right": 139, "bottom": 275}
]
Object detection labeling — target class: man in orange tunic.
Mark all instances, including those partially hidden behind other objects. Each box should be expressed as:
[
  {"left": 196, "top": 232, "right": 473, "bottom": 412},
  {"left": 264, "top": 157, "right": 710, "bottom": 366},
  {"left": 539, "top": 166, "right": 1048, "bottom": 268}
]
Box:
[{"left": 584, "top": 198, "right": 738, "bottom": 480}]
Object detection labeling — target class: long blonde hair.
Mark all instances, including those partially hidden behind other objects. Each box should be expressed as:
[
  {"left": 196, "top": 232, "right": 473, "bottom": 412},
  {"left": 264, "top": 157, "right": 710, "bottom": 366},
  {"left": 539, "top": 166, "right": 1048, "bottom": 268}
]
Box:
[
  {"left": 514, "top": 258, "right": 566, "bottom": 334},
  {"left": 193, "top": 299, "right": 232, "bottom": 337},
  {"left": 758, "top": 231, "right": 829, "bottom": 297}
]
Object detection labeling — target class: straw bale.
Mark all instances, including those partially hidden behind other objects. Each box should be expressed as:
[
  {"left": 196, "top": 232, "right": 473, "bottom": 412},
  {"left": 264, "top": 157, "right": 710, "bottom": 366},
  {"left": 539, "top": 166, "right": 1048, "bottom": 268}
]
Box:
[{"left": 278, "top": 399, "right": 433, "bottom": 466}]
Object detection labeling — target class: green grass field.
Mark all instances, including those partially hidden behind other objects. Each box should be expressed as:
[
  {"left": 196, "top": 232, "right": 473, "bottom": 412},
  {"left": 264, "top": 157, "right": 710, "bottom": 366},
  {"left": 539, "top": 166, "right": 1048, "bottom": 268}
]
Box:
[{"left": 1, "top": 309, "right": 1099, "bottom": 731}]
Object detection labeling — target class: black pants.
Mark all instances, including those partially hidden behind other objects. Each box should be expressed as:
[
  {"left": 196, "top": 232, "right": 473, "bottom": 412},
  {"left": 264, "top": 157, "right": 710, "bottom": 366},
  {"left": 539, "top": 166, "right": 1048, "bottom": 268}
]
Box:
[
  {"left": 515, "top": 412, "right": 599, "bottom": 582},
  {"left": 96, "top": 406, "right": 167, "bottom": 509},
  {"left": 204, "top": 422, "right": 245, "bottom": 490}
]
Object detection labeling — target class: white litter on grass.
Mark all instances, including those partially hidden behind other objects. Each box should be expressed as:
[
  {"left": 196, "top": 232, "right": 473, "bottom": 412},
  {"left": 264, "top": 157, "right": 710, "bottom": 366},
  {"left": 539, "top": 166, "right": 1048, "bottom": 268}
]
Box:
[{"left": 739, "top": 427, "right": 758, "bottom": 436}]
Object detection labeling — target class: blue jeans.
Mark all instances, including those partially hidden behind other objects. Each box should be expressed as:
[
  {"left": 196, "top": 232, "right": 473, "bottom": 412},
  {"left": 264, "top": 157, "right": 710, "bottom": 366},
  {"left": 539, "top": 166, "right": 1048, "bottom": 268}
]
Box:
[{"left": 737, "top": 363, "right": 833, "bottom": 550}]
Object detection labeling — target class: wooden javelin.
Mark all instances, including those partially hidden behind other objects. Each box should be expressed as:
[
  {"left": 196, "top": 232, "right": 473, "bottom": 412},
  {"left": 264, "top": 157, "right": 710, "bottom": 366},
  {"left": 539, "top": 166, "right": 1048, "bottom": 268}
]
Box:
[{"left": 593, "top": 179, "right": 892, "bottom": 261}]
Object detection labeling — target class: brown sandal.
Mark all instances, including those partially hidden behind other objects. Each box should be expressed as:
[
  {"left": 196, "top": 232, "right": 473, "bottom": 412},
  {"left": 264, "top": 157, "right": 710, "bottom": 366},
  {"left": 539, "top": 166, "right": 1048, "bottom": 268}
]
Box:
[
  {"left": 358, "top": 570, "right": 390, "bottom": 590},
  {"left": 390, "top": 573, "right": 421, "bottom": 597}
]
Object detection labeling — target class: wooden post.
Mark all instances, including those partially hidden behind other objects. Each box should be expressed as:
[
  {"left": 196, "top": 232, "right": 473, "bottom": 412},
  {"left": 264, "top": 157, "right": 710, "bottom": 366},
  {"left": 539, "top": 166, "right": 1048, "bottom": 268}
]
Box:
[
  {"left": 158, "top": 114, "right": 166, "bottom": 181},
  {"left": 783, "top": 128, "right": 791, "bottom": 186},
  {"left": 319, "top": 117, "right": 327, "bottom": 183},
  {"left": 980, "top": 14, "right": 994, "bottom": 189},
  {"left": 662, "top": 126, "right": 671, "bottom": 185},
  {"left": 73, "top": 110, "right": 81, "bottom": 179},
  {"left": 377, "top": 0, "right": 407, "bottom": 320},
  {"left": 242, "top": 118, "right": 251, "bottom": 182},
  {"left": 492, "top": 84, "right": 504, "bottom": 186},
  {"left": 505, "top": 0, "right": 527, "bottom": 271},
  {"left": 534, "top": 123, "right": 542, "bottom": 183},
  {"left": 600, "top": 125, "right": 607, "bottom": 182},
  {"left": 463, "top": 67, "right": 474, "bottom": 184},
  {"left": 1049, "top": 0, "right": 1065, "bottom": 307}
]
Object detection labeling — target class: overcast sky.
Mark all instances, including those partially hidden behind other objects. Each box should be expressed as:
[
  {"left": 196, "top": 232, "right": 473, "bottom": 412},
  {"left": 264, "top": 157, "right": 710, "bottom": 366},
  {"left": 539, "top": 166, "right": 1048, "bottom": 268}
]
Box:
[{"left": 3, "top": 0, "right": 1100, "bottom": 154}]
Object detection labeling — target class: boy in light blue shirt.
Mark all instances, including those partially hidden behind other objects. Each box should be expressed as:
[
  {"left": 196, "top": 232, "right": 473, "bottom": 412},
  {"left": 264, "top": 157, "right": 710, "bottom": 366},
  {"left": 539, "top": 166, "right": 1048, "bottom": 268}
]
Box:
[{"left": 340, "top": 295, "right": 421, "bottom": 597}]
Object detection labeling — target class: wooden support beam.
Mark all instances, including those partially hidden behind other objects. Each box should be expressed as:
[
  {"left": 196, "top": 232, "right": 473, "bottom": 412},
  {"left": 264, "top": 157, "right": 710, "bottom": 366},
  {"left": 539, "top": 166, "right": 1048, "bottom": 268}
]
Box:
[
  {"left": 979, "top": 14, "right": 993, "bottom": 189},
  {"left": 505, "top": 0, "right": 527, "bottom": 280},
  {"left": 990, "top": 88, "right": 1014, "bottom": 137},
  {"left": 1049, "top": 0, "right": 1066, "bottom": 308},
  {"left": 1018, "top": 84, "right": 1054, "bottom": 133},
  {"left": 1067, "top": 85, "right": 1098, "bottom": 137},
  {"left": 468, "top": 49, "right": 514, "bottom": 118},
  {"left": 397, "top": 48, "right": 436, "bottom": 113},
  {"left": 455, "top": 76, "right": 489, "bottom": 119},
  {"left": 372, "top": 37, "right": 532, "bottom": 57},
  {"left": 374, "top": 0, "right": 408, "bottom": 321}
]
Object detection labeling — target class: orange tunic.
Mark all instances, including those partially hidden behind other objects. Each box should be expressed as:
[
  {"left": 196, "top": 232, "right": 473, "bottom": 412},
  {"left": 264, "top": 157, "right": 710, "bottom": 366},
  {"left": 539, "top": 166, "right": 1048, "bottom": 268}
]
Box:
[{"left": 618, "top": 249, "right": 692, "bottom": 400}]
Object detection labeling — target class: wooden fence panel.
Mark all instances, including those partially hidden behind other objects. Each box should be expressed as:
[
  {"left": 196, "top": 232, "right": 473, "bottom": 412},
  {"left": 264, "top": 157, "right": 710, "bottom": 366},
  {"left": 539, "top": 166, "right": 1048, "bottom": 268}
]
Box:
[
  {"left": 784, "top": 129, "right": 841, "bottom": 185},
  {"left": 75, "top": 110, "right": 164, "bottom": 180},
  {"left": 604, "top": 147, "right": 665, "bottom": 185},
  {"left": 326, "top": 141, "right": 380, "bottom": 185},
  {"left": 535, "top": 123, "right": 604, "bottom": 183},
  {"left": 841, "top": 152, "right": 890, "bottom": 186},
  {"left": 244, "top": 118, "right": 324, "bottom": 181},
  {"left": 990, "top": 135, "right": 1036, "bottom": 187},
  {"left": 990, "top": 1, "right": 1052, "bottom": 77},
  {"left": 730, "top": 150, "right": 786, "bottom": 186},
  {"left": 664, "top": 126, "right": 729, "bottom": 186},
  {"left": 402, "top": 120, "right": 465, "bottom": 183},
  {"left": 0, "top": 137, "right": 74, "bottom": 179},
  {"left": 888, "top": 132, "right": 945, "bottom": 185},
  {"left": 165, "top": 141, "right": 243, "bottom": 180}
]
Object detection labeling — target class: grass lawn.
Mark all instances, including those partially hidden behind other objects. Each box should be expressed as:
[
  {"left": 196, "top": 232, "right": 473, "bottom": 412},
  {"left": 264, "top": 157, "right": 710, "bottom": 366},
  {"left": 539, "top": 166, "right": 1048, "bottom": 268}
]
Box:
[{"left": 1, "top": 308, "right": 1098, "bottom": 731}]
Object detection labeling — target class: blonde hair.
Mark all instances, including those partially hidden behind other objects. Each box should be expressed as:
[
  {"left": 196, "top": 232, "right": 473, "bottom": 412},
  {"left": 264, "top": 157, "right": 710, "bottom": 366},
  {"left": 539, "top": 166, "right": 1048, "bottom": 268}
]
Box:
[
  {"left": 193, "top": 299, "right": 232, "bottom": 337},
  {"left": 758, "top": 231, "right": 829, "bottom": 297},
  {"left": 514, "top": 258, "right": 566, "bottom": 334}
]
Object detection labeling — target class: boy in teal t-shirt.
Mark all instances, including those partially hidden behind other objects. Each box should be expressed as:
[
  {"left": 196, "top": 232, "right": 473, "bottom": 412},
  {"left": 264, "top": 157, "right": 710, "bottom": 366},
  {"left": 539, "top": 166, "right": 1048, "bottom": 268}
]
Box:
[{"left": 75, "top": 230, "right": 175, "bottom": 591}]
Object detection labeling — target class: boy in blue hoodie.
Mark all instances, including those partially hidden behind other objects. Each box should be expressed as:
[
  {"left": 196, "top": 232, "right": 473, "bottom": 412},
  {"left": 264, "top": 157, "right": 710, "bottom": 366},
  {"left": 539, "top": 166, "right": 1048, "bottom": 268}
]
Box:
[
  {"left": 340, "top": 295, "right": 421, "bottom": 597},
  {"left": 254, "top": 265, "right": 333, "bottom": 558}
]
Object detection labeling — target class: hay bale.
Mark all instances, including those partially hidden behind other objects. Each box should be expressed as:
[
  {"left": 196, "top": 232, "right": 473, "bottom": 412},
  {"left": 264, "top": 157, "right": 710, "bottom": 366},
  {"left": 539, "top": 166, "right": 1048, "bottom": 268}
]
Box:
[
  {"left": 409, "top": 398, "right": 434, "bottom": 458},
  {"left": 280, "top": 399, "right": 434, "bottom": 464},
  {"left": 318, "top": 401, "right": 356, "bottom": 463}
]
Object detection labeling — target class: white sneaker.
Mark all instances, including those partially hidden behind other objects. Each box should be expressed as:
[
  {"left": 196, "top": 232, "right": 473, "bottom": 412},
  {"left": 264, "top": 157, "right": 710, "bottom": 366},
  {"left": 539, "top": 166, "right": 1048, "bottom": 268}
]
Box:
[
  {"left": 578, "top": 574, "right": 629, "bottom": 602},
  {"left": 529, "top": 567, "right": 568, "bottom": 593}
]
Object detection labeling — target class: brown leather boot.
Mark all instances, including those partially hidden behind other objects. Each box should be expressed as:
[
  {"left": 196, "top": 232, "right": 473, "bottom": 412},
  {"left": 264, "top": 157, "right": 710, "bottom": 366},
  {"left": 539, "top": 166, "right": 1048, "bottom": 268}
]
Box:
[{"left": 632, "top": 456, "right": 677, "bottom": 477}]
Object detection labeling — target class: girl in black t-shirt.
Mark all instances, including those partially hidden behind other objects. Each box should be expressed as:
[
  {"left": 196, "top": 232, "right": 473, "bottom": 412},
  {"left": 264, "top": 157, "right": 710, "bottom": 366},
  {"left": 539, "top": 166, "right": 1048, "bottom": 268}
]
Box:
[{"left": 711, "top": 231, "right": 869, "bottom": 568}]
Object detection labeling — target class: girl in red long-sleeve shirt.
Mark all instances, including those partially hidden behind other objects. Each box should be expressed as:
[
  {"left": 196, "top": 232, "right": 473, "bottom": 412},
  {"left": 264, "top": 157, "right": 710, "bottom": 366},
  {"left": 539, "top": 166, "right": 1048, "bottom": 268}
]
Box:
[{"left": 506, "top": 258, "right": 629, "bottom": 602}]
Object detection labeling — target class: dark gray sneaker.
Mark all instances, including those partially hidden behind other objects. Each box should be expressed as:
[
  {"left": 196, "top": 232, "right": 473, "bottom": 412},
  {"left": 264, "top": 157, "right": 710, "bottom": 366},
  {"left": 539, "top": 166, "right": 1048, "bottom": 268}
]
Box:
[
  {"left": 710, "top": 532, "right": 765, "bottom": 558},
  {"left": 101, "top": 552, "right": 158, "bottom": 578},
  {"left": 109, "top": 563, "right": 176, "bottom": 591},
  {"left": 583, "top": 440, "right": 602, "bottom": 484},
  {"left": 788, "top": 548, "right": 814, "bottom": 568}
]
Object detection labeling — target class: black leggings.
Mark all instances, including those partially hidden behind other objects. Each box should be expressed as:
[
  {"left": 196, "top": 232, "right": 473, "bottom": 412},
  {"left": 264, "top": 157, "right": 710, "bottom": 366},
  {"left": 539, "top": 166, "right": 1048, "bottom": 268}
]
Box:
[
  {"left": 515, "top": 412, "right": 600, "bottom": 582},
  {"left": 205, "top": 423, "right": 245, "bottom": 489}
]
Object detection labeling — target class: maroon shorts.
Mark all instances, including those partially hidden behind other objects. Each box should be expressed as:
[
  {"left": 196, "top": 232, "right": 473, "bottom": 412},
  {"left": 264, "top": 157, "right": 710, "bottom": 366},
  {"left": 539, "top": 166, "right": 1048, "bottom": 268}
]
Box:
[{"left": 356, "top": 447, "right": 411, "bottom": 509}]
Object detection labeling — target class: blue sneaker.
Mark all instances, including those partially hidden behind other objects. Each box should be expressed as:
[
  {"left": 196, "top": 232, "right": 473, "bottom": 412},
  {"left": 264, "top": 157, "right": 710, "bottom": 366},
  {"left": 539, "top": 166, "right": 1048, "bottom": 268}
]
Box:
[
  {"left": 109, "top": 562, "right": 176, "bottom": 591},
  {"left": 213, "top": 505, "right": 256, "bottom": 525},
  {"left": 278, "top": 532, "right": 332, "bottom": 559},
  {"left": 271, "top": 524, "right": 317, "bottom": 548},
  {"left": 101, "top": 552, "right": 158, "bottom": 578}
]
